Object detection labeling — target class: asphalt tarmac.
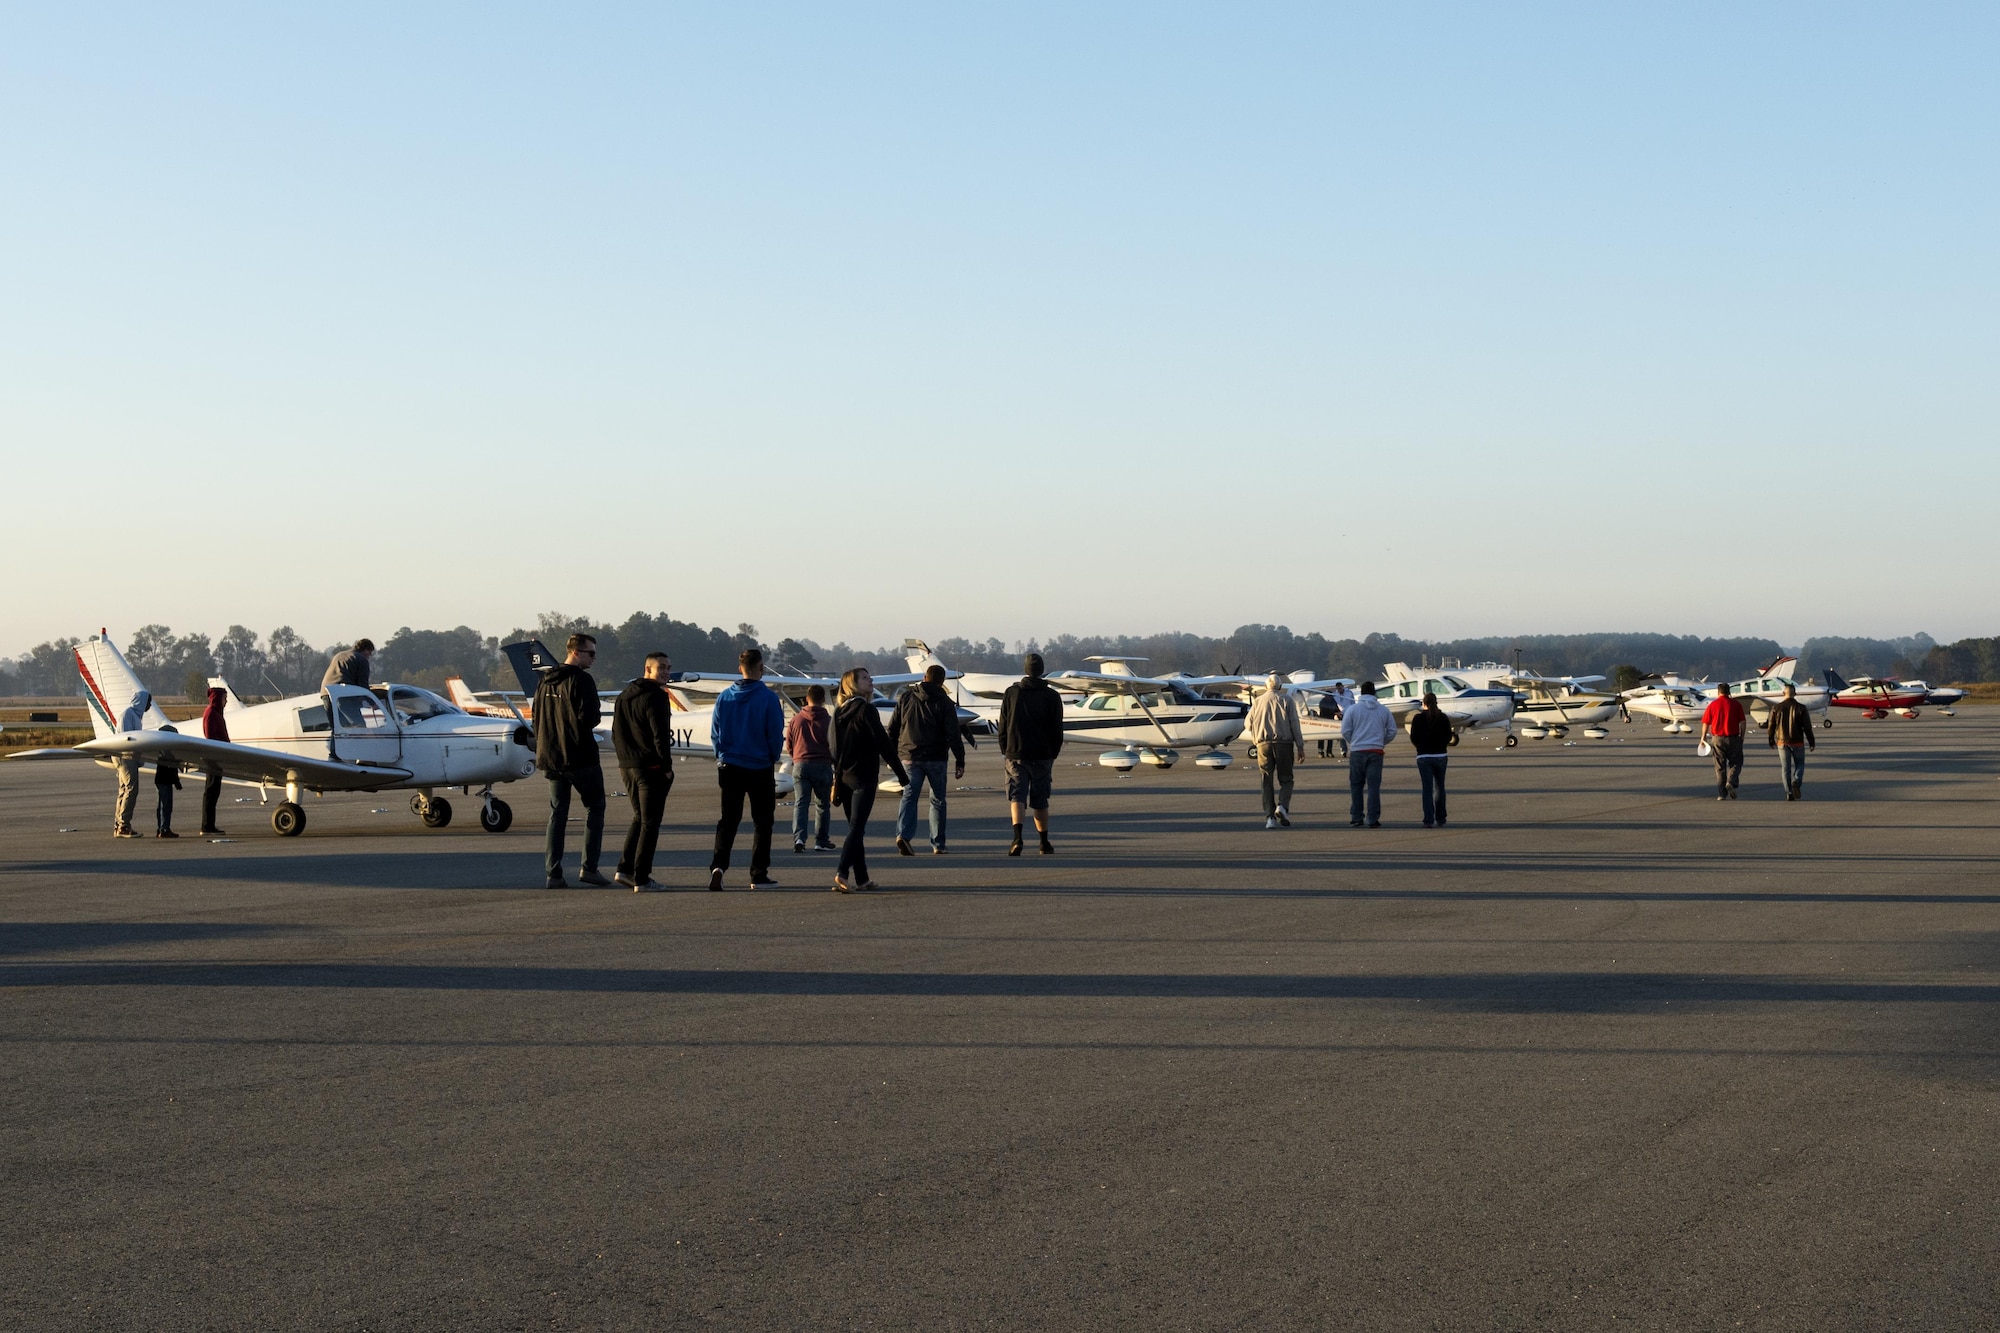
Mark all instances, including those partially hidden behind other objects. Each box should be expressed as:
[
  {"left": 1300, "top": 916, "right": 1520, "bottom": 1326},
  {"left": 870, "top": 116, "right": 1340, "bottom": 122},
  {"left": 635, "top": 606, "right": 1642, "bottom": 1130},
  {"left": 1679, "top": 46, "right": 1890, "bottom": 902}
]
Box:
[{"left": 3, "top": 710, "right": 1995, "bottom": 1330}]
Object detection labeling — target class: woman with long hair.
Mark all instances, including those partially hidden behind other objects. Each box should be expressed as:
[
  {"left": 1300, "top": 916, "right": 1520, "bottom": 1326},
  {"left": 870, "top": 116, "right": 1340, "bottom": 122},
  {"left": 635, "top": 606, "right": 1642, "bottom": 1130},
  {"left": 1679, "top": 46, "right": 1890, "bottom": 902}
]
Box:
[{"left": 828, "top": 667, "right": 908, "bottom": 893}]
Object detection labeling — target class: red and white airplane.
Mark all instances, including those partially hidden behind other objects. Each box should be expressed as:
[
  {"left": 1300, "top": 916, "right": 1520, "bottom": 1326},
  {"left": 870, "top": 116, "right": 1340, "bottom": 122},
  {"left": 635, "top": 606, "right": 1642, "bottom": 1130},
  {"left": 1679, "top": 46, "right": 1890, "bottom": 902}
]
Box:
[{"left": 1823, "top": 669, "right": 1928, "bottom": 719}]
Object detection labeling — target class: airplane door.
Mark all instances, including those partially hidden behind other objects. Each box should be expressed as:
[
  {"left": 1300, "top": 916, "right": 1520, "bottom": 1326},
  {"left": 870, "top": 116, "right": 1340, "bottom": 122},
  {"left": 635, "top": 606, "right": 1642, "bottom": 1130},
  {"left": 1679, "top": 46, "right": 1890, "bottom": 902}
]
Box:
[{"left": 325, "top": 685, "right": 403, "bottom": 768}]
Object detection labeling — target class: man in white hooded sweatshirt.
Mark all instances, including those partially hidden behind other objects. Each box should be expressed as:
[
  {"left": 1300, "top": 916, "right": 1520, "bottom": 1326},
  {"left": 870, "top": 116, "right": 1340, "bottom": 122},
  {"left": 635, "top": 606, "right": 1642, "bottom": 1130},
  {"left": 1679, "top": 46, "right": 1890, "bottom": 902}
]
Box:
[
  {"left": 1340, "top": 681, "right": 1398, "bottom": 827},
  {"left": 112, "top": 689, "right": 151, "bottom": 837}
]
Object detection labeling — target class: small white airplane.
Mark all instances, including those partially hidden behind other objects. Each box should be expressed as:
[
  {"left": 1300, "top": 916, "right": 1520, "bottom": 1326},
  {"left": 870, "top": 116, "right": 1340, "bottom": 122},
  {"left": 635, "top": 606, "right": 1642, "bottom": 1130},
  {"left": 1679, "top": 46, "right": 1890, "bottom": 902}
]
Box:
[
  {"left": 1898, "top": 679, "right": 1965, "bottom": 714},
  {"left": 9, "top": 630, "right": 538, "bottom": 836},
  {"left": 1620, "top": 677, "right": 1711, "bottom": 733},
  {"left": 1503, "top": 672, "right": 1621, "bottom": 740},
  {"left": 1373, "top": 663, "right": 1519, "bottom": 745}
]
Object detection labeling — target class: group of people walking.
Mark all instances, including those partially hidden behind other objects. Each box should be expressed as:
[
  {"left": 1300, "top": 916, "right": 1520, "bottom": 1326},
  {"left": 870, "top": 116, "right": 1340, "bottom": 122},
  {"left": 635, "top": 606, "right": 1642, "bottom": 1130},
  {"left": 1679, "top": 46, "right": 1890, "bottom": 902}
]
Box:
[
  {"left": 1242, "top": 676, "right": 1453, "bottom": 831},
  {"left": 1697, "top": 679, "right": 1818, "bottom": 800},
  {"left": 532, "top": 639, "right": 1067, "bottom": 894}
]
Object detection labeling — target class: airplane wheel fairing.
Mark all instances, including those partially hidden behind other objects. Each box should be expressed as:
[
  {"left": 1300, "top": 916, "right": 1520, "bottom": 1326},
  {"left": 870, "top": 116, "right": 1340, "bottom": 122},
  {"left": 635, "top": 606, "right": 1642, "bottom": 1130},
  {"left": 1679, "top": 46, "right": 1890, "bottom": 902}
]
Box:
[
  {"left": 272, "top": 802, "right": 306, "bottom": 837},
  {"left": 1504, "top": 734, "right": 1518, "bottom": 748},
  {"left": 480, "top": 799, "right": 513, "bottom": 833},
  {"left": 422, "top": 797, "right": 454, "bottom": 828}
]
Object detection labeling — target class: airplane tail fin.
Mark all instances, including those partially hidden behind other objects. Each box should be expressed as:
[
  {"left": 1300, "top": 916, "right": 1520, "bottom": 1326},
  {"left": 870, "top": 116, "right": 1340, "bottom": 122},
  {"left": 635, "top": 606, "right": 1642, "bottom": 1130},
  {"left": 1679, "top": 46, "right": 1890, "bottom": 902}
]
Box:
[
  {"left": 73, "top": 630, "right": 170, "bottom": 739},
  {"left": 444, "top": 676, "right": 483, "bottom": 711},
  {"left": 1824, "top": 668, "right": 1849, "bottom": 692},
  {"left": 207, "top": 676, "right": 249, "bottom": 711},
  {"left": 501, "top": 640, "right": 560, "bottom": 697},
  {"left": 1760, "top": 655, "right": 1799, "bottom": 679},
  {"left": 902, "top": 638, "right": 943, "bottom": 674}
]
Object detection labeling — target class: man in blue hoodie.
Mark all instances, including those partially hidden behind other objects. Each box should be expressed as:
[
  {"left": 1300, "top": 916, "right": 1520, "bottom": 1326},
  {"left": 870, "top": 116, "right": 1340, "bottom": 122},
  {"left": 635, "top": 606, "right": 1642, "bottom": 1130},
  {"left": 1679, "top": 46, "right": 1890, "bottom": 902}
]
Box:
[{"left": 708, "top": 646, "right": 786, "bottom": 891}]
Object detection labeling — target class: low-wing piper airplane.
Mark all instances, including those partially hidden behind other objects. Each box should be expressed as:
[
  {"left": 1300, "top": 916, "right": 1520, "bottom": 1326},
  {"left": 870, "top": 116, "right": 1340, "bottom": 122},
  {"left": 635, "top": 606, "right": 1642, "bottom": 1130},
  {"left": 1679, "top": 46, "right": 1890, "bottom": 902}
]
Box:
[
  {"left": 1824, "top": 669, "right": 1929, "bottom": 719},
  {"left": 1898, "top": 679, "right": 1965, "bottom": 713},
  {"left": 10, "top": 630, "right": 539, "bottom": 836}
]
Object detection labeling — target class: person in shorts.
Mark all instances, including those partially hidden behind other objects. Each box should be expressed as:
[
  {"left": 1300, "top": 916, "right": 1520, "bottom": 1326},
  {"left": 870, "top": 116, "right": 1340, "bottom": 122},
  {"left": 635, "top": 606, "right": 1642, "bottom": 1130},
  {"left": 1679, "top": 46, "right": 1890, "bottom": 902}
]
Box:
[{"left": 997, "top": 652, "right": 1065, "bottom": 856}]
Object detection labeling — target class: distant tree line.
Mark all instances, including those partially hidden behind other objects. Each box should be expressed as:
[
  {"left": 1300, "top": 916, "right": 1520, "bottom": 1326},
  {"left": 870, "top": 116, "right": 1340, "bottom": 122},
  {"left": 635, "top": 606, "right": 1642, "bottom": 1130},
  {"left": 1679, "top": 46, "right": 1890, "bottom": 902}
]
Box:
[{"left": 5, "top": 619, "right": 1995, "bottom": 701}]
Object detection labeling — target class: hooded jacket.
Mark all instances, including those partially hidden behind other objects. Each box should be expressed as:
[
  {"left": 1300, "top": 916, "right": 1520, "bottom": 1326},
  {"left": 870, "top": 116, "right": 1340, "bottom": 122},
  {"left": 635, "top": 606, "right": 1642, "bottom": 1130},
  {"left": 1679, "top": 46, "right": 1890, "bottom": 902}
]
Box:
[
  {"left": 1408, "top": 707, "right": 1453, "bottom": 755},
  {"left": 612, "top": 677, "right": 676, "bottom": 771},
  {"left": 533, "top": 663, "right": 602, "bottom": 771},
  {"left": 889, "top": 682, "right": 966, "bottom": 765},
  {"left": 119, "top": 691, "right": 152, "bottom": 733},
  {"left": 998, "top": 676, "right": 1066, "bottom": 761},
  {"left": 785, "top": 704, "right": 833, "bottom": 765},
  {"left": 1339, "top": 692, "right": 1399, "bottom": 751},
  {"left": 201, "top": 688, "right": 230, "bottom": 743},
  {"left": 831, "top": 696, "right": 909, "bottom": 789},
  {"left": 710, "top": 677, "right": 785, "bottom": 769},
  {"left": 1245, "top": 687, "right": 1305, "bottom": 747},
  {"left": 321, "top": 649, "right": 371, "bottom": 689}
]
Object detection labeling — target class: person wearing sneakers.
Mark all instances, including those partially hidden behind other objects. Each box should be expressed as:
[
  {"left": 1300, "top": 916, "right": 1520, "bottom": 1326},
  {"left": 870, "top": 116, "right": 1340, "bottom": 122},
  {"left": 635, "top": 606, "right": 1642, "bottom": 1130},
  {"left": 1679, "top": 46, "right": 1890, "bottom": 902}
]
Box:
[
  {"left": 612, "top": 652, "right": 676, "bottom": 891},
  {"left": 708, "top": 646, "right": 786, "bottom": 891},
  {"left": 1340, "top": 680, "right": 1398, "bottom": 827},
  {"left": 1245, "top": 672, "right": 1305, "bottom": 829},
  {"left": 535, "top": 632, "right": 609, "bottom": 889},
  {"left": 1700, "top": 681, "right": 1747, "bottom": 800},
  {"left": 829, "top": 667, "right": 908, "bottom": 893},
  {"left": 197, "top": 686, "right": 229, "bottom": 836},
  {"left": 1408, "top": 691, "right": 1453, "bottom": 828},
  {"left": 1764, "top": 681, "right": 1816, "bottom": 800},
  {"left": 997, "top": 652, "right": 1065, "bottom": 856},
  {"left": 889, "top": 664, "right": 965, "bottom": 856},
  {"left": 786, "top": 684, "right": 837, "bottom": 853}
]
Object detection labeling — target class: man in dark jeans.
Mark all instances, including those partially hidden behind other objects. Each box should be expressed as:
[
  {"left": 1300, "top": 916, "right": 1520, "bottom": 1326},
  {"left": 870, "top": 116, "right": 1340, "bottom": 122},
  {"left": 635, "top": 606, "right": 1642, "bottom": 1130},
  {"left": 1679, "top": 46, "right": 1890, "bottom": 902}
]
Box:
[
  {"left": 997, "top": 653, "right": 1066, "bottom": 856},
  {"left": 708, "top": 646, "right": 786, "bottom": 890},
  {"left": 786, "top": 684, "right": 837, "bottom": 852},
  {"left": 1408, "top": 692, "right": 1453, "bottom": 828},
  {"left": 1764, "top": 681, "right": 1817, "bottom": 800},
  {"left": 890, "top": 664, "right": 966, "bottom": 855},
  {"left": 1699, "top": 681, "right": 1747, "bottom": 800},
  {"left": 613, "top": 651, "right": 676, "bottom": 890},
  {"left": 535, "top": 633, "right": 609, "bottom": 889}
]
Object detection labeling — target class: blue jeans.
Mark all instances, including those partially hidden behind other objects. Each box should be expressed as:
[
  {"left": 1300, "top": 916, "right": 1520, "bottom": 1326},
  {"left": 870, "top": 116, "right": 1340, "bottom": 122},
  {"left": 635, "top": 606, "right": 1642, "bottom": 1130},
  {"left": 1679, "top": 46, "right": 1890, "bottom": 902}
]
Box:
[
  {"left": 1416, "top": 754, "right": 1448, "bottom": 825},
  {"left": 1780, "top": 745, "right": 1808, "bottom": 791},
  {"left": 1348, "top": 750, "right": 1384, "bottom": 824},
  {"left": 896, "top": 759, "right": 949, "bottom": 847},
  {"left": 545, "top": 766, "right": 606, "bottom": 878},
  {"left": 792, "top": 760, "right": 834, "bottom": 845}
]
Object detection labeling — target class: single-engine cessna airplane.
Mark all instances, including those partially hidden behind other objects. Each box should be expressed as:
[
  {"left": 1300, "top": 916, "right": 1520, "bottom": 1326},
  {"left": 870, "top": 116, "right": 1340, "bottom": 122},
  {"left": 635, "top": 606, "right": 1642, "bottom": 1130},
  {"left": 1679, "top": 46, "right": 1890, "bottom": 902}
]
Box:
[
  {"left": 1503, "top": 671, "right": 1621, "bottom": 740},
  {"left": 1824, "top": 669, "right": 1929, "bottom": 719},
  {"left": 9, "top": 630, "right": 538, "bottom": 836},
  {"left": 1373, "top": 663, "right": 1519, "bottom": 744},
  {"left": 1620, "top": 677, "right": 1711, "bottom": 733}
]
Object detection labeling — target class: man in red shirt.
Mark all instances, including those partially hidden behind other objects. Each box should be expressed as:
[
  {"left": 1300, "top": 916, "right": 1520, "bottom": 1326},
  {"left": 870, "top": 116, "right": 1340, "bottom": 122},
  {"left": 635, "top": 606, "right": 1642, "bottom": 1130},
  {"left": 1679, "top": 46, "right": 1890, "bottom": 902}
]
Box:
[{"left": 1699, "top": 681, "right": 1748, "bottom": 800}]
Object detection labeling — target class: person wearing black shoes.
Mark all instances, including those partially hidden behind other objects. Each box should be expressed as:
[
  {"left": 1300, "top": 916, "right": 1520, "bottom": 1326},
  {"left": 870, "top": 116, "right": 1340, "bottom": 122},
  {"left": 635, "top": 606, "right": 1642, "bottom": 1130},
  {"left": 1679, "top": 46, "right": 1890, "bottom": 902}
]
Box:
[
  {"left": 1699, "top": 681, "right": 1747, "bottom": 801},
  {"left": 612, "top": 651, "right": 676, "bottom": 891},
  {"left": 197, "top": 686, "right": 230, "bottom": 835},
  {"left": 708, "top": 646, "right": 786, "bottom": 890},
  {"left": 536, "top": 633, "right": 611, "bottom": 889},
  {"left": 153, "top": 731, "right": 182, "bottom": 838},
  {"left": 1408, "top": 691, "right": 1453, "bottom": 827},
  {"left": 1764, "top": 681, "right": 1817, "bottom": 800},
  {"left": 785, "top": 684, "right": 837, "bottom": 853},
  {"left": 1340, "top": 681, "right": 1398, "bottom": 827},
  {"left": 890, "top": 664, "right": 966, "bottom": 856},
  {"left": 829, "top": 667, "right": 907, "bottom": 892},
  {"left": 998, "top": 653, "right": 1065, "bottom": 856}
]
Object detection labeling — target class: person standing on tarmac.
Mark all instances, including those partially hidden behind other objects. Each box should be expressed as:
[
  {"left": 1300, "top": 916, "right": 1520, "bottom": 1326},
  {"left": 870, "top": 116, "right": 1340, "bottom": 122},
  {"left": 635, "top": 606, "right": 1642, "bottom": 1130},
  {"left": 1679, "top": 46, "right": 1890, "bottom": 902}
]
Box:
[
  {"left": 998, "top": 653, "right": 1065, "bottom": 856},
  {"left": 1245, "top": 672, "right": 1306, "bottom": 829},
  {"left": 111, "top": 689, "right": 151, "bottom": 837},
  {"left": 890, "top": 664, "right": 966, "bottom": 856},
  {"left": 535, "top": 633, "right": 609, "bottom": 889},
  {"left": 1699, "top": 681, "right": 1747, "bottom": 800},
  {"left": 1341, "top": 680, "right": 1398, "bottom": 827},
  {"left": 320, "top": 639, "right": 375, "bottom": 689},
  {"left": 198, "top": 686, "right": 229, "bottom": 836},
  {"left": 708, "top": 646, "right": 785, "bottom": 891},
  {"left": 1315, "top": 691, "right": 1341, "bottom": 758},
  {"left": 612, "top": 651, "right": 675, "bottom": 891},
  {"left": 153, "top": 731, "right": 182, "bottom": 838},
  {"left": 786, "top": 684, "right": 837, "bottom": 853},
  {"left": 1408, "top": 692, "right": 1453, "bottom": 828},
  {"left": 829, "top": 667, "right": 908, "bottom": 893},
  {"left": 1765, "top": 681, "right": 1817, "bottom": 800}
]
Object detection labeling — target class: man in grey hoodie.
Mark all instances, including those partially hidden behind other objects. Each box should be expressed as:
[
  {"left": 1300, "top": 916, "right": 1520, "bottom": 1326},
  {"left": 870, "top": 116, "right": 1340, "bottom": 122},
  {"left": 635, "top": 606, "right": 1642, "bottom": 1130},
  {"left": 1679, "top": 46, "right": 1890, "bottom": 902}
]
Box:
[
  {"left": 111, "top": 690, "right": 151, "bottom": 837},
  {"left": 1339, "top": 681, "right": 1399, "bottom": 827}
]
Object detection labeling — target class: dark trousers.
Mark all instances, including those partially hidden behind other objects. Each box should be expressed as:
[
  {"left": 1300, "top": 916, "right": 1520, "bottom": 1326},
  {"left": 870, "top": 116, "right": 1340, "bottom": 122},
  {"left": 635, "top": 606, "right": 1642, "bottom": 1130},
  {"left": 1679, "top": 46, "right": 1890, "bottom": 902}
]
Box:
[
  {"left": 1348, "top": 750, "right": 1385, "bottom": 824},
  {"left": 201, "top": 771, "right": 223, "bottom": 830},
  {"left": 545, "top": 766, "right": 607, "bottom": 877},
  {"left": 792, "top": 760, "right": 834, "bottom": 846},
  {"left": 1416, "top": 754, "right": 1449, "bottom": 825},
  {"left": 838, "top": 780, "right": 878, "bottom": 883},
  {"left": 617, "top": 765, "right": 672, "bottom": 882},
  {"left": 1711, "top": 734, "right": 1744, "bottom": 795},
  {"left": 155, "top": 786, "right": 174, "bottom": 833},
  {"left": 1258, "top": 740, "right": 1296, "bottom": 817},
  {"left": 711, "top": 764, "right": 776, "bottom": 879}
]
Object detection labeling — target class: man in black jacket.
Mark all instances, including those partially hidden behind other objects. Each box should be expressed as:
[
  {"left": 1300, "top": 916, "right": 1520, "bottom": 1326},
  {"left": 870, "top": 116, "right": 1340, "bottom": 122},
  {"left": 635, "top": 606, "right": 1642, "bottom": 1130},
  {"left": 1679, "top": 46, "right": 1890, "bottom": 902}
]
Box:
[
  {"left": 889, "top": 665, "right": 967, "bottom": 855},
  {"left": 534, "top": 632, "right": 609, "bottom": 889},
  {"left": 997, "top": 653, "right": 1065, "bottom": 856},
  {"left": 1408, "top": 691, "right": 1454, "bottom": 828},
  {"left": 613, "top": 651, "right": 676, "bottom": 890}
]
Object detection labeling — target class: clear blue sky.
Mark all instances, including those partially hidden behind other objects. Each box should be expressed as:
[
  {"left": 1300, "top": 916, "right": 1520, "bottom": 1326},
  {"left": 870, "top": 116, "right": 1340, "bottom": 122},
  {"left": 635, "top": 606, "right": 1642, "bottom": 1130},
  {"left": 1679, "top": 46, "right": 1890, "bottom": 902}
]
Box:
[{"left": 4, "top": 5, "right": 1995, "bottom": 656}]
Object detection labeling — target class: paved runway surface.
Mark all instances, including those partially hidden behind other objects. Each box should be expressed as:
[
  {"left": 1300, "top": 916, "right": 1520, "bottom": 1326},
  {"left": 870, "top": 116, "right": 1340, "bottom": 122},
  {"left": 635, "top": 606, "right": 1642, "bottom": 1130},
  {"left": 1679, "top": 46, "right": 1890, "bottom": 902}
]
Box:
[{"left": 3, "top": 711, "right": 1995, "bottom": 1329}]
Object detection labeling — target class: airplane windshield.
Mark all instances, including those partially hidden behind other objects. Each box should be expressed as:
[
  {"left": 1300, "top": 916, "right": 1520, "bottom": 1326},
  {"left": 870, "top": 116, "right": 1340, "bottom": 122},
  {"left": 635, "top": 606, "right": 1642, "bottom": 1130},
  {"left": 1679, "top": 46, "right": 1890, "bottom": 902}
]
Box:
[
  {"left": 1442, "top": 676, "right": 1470, "bottom": 692},
  {"left": 388, "top": 686, "right": 461, "bottom": 723}
]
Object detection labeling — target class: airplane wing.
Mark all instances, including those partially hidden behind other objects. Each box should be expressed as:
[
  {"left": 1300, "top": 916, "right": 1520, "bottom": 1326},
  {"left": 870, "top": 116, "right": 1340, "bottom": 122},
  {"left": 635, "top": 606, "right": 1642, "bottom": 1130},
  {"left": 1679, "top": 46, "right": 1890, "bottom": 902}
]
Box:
[
  {"left": 63, "top": 733, "right": 414, "bottom": 790},
  {"left": 1045, "top": 670, "right": 1175, "bottom": 694}
]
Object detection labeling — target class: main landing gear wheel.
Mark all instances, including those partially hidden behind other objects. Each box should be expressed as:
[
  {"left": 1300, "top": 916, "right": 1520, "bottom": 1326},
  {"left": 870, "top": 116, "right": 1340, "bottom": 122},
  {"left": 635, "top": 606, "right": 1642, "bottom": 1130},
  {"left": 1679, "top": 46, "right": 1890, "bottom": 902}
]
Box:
[
  {"left": 272, "top": 802, "right": 307, "bottom": 837},
  {"left": 1820, "top": 717, "right": 1831, "bottom": 729},
  {"left": 479, "top": 798, "right": 513, "bottom": 833},
  {"left": 1504, "top": 734, "right": 1518, "bottom": 748},
  {"left": 420, "top": 797, "right": 454, "bottom": 829},
  {"left": 1448, "top": 729, "right": 1461, "bottom": 747}
]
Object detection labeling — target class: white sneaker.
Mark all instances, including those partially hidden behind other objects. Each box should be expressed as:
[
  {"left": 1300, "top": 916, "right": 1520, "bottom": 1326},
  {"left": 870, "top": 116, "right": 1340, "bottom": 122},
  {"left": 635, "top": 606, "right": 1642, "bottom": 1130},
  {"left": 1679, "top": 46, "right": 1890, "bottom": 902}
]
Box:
[
  {"left": 1264, "top": 817, "right": 1278, "bottom": 830},
  {"left": 1274, "top": 805, "right": 1288, "bottom": 820}
]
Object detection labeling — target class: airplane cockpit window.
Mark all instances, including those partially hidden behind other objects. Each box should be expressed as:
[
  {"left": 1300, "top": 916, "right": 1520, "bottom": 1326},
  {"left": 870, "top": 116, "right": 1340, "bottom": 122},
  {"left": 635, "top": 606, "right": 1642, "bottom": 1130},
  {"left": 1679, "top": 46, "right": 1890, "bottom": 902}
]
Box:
[
  {"left": 1086, "top": 693, "right": 1116, "bottom": 710},
  {"left": 335, "top": 694, "right": 392, "bottom": 730},
  {"left": 389, "top": 686, "right": 461, "bottom": 723},
  {"left": 298, "top": 704, "right": 330, "bottom": 733},
  {"left": 1422, "top": 679, "right": 1442, "bottom": 696},
  {"left": 1442, "top": 676, "right": 1471, "bottom": 692},
  {"left": 1168, "top": 683, "right": 1205, "bottom": 705}
]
